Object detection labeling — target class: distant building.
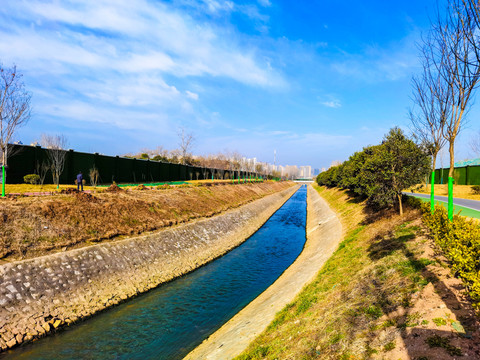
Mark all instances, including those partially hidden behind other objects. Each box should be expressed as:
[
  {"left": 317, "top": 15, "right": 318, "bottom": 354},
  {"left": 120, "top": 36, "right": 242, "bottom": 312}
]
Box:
[
  {"left": 313, "top": 168, "right": 320, "bottom": 176},
  {"left": 299, "top": 165, "right": 312, "bottom": 178}
]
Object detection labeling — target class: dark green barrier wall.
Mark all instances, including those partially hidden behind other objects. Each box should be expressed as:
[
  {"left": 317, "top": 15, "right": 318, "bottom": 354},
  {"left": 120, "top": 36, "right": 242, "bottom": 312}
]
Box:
[
  {"left": 432, "top": 166, "right": 480, "bottom": 185},
  {"left": 6, "top": 144, "right": 263, "bottom": 185}
]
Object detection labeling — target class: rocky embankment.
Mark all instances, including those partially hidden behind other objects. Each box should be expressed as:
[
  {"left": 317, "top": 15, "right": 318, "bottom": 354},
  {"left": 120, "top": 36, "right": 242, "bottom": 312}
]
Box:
[{"left": 0, "top": 184, "right": 298, "bottom": 352}]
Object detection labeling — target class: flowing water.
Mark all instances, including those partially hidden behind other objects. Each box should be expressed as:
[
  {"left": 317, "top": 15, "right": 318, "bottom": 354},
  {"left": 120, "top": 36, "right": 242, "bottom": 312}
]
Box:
[{"left": 3, "top": 185, "right": 307, "bottom": 360}]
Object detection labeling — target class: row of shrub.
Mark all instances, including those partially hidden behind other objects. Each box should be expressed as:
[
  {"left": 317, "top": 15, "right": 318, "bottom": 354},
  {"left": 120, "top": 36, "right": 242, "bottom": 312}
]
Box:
[{"left": 421, "top": 202, "right": 480, "bottom": 308}]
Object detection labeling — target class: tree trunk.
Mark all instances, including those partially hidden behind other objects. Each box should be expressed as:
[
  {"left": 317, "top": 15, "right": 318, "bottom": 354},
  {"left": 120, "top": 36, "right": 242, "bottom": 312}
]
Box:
[
  {"left": 448, "top": 139, "right": 455, "bottom": 221},
  {"left": 397, "top": 193, "right": 403, "bottom": 216},
  {"left": 431, "top": 154, "right": 437, "bottom": 214},
  {"left": 448, "top": 140, "right": 455, "bottom": 178}
]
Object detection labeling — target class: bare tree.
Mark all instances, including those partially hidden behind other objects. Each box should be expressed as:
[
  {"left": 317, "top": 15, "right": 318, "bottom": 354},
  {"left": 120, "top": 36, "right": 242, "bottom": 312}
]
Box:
[
  {"left": 89, "top": 167, "right": 100, "bottom": 187},
  {"left": 36, "top": 160, "right": 50, "bottom": 186},
  {"left": 0, "top": 64, "right": 31, "bottom": 196},
  {"left": 425, "top": 1, "right": 480, "bottom": 219},
  {"left": 177, "top": 127, "right": 195, "bottom": 165},
  {"left": 470, "top": 130, "right": 480, "bottom": 156},
  {"left": 409, "top": 32, "right": 449, "bottom": 213},
  {"left": 42, "top": 134, "right": 68, "bottom": 189}
]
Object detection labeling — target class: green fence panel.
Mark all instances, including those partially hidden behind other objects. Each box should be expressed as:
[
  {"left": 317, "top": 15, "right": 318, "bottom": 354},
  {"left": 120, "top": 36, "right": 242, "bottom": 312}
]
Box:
[
  {"left": 7, "top": 145, "right": 36, "bottom": 183},
  {"left": 468, "top": 166, "right": 480, "bottom": 185},
  {"left": 454, "top": 167, "right": 467, "bottom": 185},
  {"left": 115, "top": 157, "right": 133, "bottom": 183},
  {"left": 6, "top": 144, "right": 264, "bottom": 185},
  {"left": 179, "top": 165, "right": 187, "bottom": 181},
  {"left": 61, "top": 151, "right": 93, "bottom": 185},
  {"left": 95, "top": 154, "right": 115, "bottom": 184}
]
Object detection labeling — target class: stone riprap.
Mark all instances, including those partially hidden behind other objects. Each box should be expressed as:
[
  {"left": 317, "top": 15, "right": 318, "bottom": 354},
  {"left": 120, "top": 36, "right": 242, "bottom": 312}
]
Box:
[{"left": 0, "top": 185, "right": 298, "bottom": 352}]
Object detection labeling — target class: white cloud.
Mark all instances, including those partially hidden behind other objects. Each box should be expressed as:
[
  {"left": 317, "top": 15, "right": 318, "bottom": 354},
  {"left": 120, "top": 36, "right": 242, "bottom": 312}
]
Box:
[
  {"left": 0, "top": 1, "right": 282, "bottom": 86},
  {"left": 258, "top": 0, "right": 272, "bottom": 7},
  {"left": 186, "top": 91, "right": 199, "bottom": 100},
  {"left": 321, "top": 100, "right": 341, "bottom": 108},
  {"left": 0, "top": 0, "right": 286, "bottom": 138}
]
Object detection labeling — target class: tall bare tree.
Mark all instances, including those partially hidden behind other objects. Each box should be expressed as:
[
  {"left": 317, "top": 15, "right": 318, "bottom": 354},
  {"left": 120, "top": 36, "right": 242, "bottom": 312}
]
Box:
[
  {"left": 409, "top": 32, "right": 449, "bottom": 213},
  {"left": 177, "top": 127, "right": 195, "bottom": 165},
  {"left": 0, "top": 64, "right": 31, "bottom": 196},
  {"left": 42, "top": 134, "right": 68, "bottom": 189},
  {"left": 426, "top": 1, "right": 480, "bottom": 219}
]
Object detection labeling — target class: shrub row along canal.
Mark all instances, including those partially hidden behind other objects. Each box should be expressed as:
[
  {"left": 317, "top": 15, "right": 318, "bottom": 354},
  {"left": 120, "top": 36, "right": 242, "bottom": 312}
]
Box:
[{"left": 3, "top": 185, "right": 307, "bottom": 360}]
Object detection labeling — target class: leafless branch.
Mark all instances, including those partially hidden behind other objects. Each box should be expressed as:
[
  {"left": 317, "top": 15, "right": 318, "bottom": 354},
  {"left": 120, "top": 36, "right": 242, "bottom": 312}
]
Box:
[{"left": 0, "top": 64, "right": 31, "bottom": 167}]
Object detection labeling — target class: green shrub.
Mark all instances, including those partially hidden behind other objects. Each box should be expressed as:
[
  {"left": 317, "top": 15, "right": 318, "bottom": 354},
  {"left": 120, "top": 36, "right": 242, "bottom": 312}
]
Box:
[
  {"left": 472, "top": 185, "right": 480, "bottom": 195},
  {"left": 23, "top": 174, "right": 40, "bottom": 185},
  {"left": 422, "top": 203, "right": 480, "bottom": 308}
]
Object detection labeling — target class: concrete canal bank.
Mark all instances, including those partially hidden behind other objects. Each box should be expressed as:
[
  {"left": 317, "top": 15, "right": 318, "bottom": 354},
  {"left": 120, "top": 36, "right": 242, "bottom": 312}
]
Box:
[
  {"left": 185, "top": 184, "right": 343, "bottom": 360},
  {"left": 0, "top": 185, "right": 298, "bottom": 352}
]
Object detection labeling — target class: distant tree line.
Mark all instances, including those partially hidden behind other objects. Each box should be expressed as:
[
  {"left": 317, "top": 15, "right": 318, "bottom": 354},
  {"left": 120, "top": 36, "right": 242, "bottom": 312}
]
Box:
[{"left": 317, "top": 128, "right": 430, "bottom": 215}]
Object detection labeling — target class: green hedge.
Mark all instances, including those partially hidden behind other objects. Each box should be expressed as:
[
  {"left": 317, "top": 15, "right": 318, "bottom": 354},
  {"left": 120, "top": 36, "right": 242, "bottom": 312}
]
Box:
[{"left": 422, "top": 203, "right": 480, "bottom": 308}]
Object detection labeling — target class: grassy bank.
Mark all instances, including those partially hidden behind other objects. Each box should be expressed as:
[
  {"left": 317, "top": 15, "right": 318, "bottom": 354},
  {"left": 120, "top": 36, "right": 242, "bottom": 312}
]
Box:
[
  {"left": 0, "top": 181, "right": 293, "bottom": 262},
  {"left": 236, "top": 185, "right": 480, "bottom": 359}
]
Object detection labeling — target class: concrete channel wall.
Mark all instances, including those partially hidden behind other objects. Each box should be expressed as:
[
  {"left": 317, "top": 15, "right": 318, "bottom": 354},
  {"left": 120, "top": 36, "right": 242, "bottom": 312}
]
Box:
[{"left": 0, "top": 185, "right": 299, "bottom": 352}]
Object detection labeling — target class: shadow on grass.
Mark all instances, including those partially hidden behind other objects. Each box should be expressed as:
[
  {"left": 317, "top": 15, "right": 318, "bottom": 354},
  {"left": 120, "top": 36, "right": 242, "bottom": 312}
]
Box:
[
  {"left": 344, "top": 190, "right": 366, "bottom": 204},
  {"left": 365, "top": 223, "right": 479, "bottom": 359}
]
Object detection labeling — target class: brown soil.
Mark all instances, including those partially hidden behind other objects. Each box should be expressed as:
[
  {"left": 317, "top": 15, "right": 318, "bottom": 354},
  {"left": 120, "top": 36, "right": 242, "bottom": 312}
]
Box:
[
  {"left": 105, "top": 183, "right": 124, "bottom": 192},
  {"left": 383, "top": 225, "right": 480, "bottom": 360},
  {"left": 0, "top": 182, "right": 293, "bottom": 262}
]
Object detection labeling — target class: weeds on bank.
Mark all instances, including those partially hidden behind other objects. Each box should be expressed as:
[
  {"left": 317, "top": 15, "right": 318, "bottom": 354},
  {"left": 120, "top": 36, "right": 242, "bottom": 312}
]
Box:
[{"left": 236, "top": 186, "right": 434, "bottom": 360}]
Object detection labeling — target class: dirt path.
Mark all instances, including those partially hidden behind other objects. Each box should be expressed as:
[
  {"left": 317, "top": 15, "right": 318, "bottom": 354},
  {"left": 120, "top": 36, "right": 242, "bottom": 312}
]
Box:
[{"left": 184, "top": 184, "right": 343, "bottom": 360}]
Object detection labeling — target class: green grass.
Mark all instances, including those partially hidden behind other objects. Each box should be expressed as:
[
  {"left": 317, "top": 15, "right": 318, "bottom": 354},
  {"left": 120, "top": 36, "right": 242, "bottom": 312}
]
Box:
[{"left": 432, "top": 317, "right": 447, "bottom": 326}]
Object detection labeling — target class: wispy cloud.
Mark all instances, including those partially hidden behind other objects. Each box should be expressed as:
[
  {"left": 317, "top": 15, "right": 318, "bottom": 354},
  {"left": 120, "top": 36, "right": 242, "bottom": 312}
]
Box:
[
  {"left": 185, "top": 91, "right": 199, "bottom": 100},
  {"left": 258, "top": 0, "right": 271, "bottom": 6},
  {"left": 330, "top": 34, "right": 420, "bottom": 83},
  {"left": 321, "top": 100, "right": 341, "bottom": 108},
  {"left": 0, "top": 0, "right": 285, "bottom": 133}
]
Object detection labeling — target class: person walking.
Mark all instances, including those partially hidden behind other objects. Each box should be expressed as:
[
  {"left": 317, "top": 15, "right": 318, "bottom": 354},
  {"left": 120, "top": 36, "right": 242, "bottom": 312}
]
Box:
[{"left": 77, "top": 171, "right": 83, "bottom": 191}]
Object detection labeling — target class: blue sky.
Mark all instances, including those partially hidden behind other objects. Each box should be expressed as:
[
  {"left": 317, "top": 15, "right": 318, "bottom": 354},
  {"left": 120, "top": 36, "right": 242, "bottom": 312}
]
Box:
[{"left": 0, "top": 0, "right": 476, "bottom": 169}]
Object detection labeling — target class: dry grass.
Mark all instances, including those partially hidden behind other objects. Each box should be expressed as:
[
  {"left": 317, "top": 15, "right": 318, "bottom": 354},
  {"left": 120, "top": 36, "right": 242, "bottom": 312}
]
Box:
[
  {"left": 3, "top": 183, "right": 97, "bottom": 194},
  {"left": 236, "top": 185, "right": 480, "bottom": 359},
  {"left": 0, "top": 182, "right": 293, "bottom": 262},
  {"left": 3, "top": 179, "right": 265, "bottom": 194},
  {"left": 408, "top": 184, "right": 480, "bottom": 200}
]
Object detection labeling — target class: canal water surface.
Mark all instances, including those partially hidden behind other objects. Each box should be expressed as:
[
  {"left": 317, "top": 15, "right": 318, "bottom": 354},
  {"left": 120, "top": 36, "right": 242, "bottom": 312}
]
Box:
[{"left": 3, "top": 185, "right": 307, "bottom": 360}]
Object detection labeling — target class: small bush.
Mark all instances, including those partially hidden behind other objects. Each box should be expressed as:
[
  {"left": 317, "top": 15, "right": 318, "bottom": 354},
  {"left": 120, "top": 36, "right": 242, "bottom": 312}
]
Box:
[
  {"left": 472, "top": 185, "right": 480, "bottom": 195},
  {"left": 23, "top": 174, "right": 40, "bottom": 185},
  {"left": 405, "top": 195, "right": 423, "bottom": 209},
  {"left": 422, "top": 202, "right": 480, "bottom": 308}
]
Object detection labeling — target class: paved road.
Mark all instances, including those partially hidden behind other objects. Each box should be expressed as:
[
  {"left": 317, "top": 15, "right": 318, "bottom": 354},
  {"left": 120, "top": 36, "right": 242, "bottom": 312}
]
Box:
[{"left": 403, "top": 192, "right": 480, "bottom": 211}]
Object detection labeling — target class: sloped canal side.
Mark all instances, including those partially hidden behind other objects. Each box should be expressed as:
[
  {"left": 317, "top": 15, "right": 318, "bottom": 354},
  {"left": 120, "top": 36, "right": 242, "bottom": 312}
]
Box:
[{"left": 2, "top": 186, "right": 308, "bottom": 360}]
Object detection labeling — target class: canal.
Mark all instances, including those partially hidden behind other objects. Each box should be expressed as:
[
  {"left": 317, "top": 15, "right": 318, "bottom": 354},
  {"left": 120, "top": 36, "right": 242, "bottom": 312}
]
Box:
[{"left": 3, "top": 185, "right": 307, "bottom": 360}]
